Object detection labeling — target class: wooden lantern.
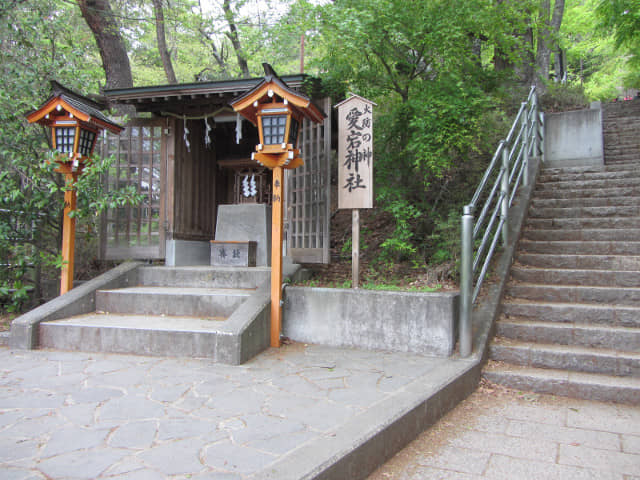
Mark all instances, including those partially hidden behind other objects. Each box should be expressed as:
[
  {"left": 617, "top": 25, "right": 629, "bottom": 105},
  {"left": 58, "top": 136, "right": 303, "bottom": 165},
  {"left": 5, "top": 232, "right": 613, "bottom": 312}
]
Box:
[
  {"left": 26, "top": 81, "right": 123, "bottom": 295},
  {"left": 230, "top": 64, "right": 325, "bottom": 347}
]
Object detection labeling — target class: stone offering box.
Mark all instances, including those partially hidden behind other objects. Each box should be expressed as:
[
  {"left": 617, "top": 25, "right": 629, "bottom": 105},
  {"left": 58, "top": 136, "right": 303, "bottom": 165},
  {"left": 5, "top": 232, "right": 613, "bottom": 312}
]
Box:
[{"left": 210, "top": 241, "right": 257, "bottom": 267}]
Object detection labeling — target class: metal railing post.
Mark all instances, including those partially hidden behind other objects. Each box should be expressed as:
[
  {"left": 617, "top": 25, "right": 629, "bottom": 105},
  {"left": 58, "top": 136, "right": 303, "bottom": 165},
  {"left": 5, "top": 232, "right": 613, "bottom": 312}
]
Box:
[
  {"left": 539, "top": 111, "right": 544, "bottom": 161},
  {"left": 501, "top": 145, "right": 510, "bottom": 245},
  {"left": 460, "top": 205, "right": 474, "bottom": 358},
  {"left": 532, "top": 92, "right": 539, "bottom": 156},
  {"left": 521, "top": 102, "right": 529, "bottom": 187}
]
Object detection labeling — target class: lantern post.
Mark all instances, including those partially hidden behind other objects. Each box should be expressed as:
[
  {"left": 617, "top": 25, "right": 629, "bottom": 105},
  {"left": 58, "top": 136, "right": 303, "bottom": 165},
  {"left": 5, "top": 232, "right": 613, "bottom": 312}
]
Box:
[
  {"left": 26, "top": 82, "right": 123, "bottom": 295},
  {"left": 231, "top": 64, "right": 325, "bottom": 347}
]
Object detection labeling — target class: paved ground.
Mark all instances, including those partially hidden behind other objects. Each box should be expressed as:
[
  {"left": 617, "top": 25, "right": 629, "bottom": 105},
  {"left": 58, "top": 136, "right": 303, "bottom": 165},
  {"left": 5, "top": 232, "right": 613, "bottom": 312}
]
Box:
[
  {"left": 367, "top": 380, "right": 640, "bottom": 480},
  {"left": 0, "top": 343, "right": 468, "bottom": 480}
]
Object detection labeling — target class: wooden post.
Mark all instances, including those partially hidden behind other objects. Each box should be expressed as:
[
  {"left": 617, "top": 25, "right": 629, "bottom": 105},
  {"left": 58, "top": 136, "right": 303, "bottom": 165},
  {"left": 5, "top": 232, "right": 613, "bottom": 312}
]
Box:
[
  {"left": 60, "top": 172, "right": 77, "bottom": 295},
  {"left": 352, "top": 208, "right": 359, "bottom": 289},
  {"left": 270, "top": 166, "right": 284, "bottom": 347}
]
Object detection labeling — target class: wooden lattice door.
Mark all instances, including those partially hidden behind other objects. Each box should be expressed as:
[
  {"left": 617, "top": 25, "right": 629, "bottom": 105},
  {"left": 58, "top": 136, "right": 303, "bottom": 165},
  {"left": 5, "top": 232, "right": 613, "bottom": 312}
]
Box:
[
  {"left": 285, "top": 98, "right": 332, "bottom": 264},
  {"left": 99, "top": 118, "right": 167, "bottom": 260}
]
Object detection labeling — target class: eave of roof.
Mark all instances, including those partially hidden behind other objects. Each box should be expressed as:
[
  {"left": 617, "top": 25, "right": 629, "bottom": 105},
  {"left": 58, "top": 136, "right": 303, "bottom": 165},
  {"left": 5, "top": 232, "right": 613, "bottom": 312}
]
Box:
[{"left": 104, "top": 74, "right": 310, "bottom": 103}]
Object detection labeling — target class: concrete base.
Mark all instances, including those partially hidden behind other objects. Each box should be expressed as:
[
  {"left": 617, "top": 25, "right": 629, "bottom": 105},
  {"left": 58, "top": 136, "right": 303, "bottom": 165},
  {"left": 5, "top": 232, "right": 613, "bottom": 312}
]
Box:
[
  {"left": 544, "top": 108, "right": 604, "bottom": 167},
  {"left": 284, "top": 288, "right": 459, "bottom": 356},
  {"left": 165, "top": 239, "right": 211, "bottom": 266},
  {"left": 215, "top": 204, "right": 271, "bottom": 266}
]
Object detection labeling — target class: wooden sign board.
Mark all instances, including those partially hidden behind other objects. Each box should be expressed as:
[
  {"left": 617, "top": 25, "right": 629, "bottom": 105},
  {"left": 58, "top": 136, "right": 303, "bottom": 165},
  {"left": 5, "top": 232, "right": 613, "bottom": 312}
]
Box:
[{"left": 336, "top": 95, "right": 376, "bottom": 209}]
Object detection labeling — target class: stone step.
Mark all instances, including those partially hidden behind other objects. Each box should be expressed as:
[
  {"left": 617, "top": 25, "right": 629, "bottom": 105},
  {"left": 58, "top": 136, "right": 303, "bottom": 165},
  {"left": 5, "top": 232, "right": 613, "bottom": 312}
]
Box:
[
  {"left": 606, "top": 154, "right": 640, "bottom": 163},
  {"left": 501, "top": 301, "right": 640, "bottom": 328},
  {"left": 535, "top": 177, "right": 640, "bottom": 191},
  {"left": 510, "top": 265, "right": 640, "bottom": 287},
  {"left": 528, "top": 205, "right": 640, "bottom": 219},
  {"left": 532, "top": 186, "right": 640, "bottom": 199},
  {"left": 138, "top": 265, "right": 271, "bottom": 289},
  {"left": 489, "top": 339, "right": 640, "bottom": 376},
  {"left": 517, "top": 253, "right": 640, "bottom": 271},
  {"left": 507, "top": 283, "right": 640, "bottom": 306},
  {"left": 483, "top": 363, "right": 640, "bottom": 405},
  {"left": 540, "top": 164, "right": 629, "bottom": 175},
  {"left": 95, "top": 286, "right": 253, "bottom": 317},
  {"left": 518, "top": 239, "right": 640, "bottom": 255},
  {"left": 526, "top": 216, "right": 640, "bottom": 229},
  {"left": 39, "top": 313, "right": 227, "bottom": 358},
  {"left": 538, "top": 170, "right": 640, "bottom": 184},
  {"left": 530, "top": 196, "right": 640, "bottom": 209},
  {"left": 522, "top": 227, "right": 640, "bottom": 241},
  {"left": 495, "top": 319, "right": 640, "bottom": 352}
]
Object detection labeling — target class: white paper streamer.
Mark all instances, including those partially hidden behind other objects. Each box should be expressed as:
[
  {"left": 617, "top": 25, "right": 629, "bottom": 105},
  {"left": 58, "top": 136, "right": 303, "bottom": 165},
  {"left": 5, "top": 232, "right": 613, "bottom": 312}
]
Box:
[{"left": 235, "top": 113, "right": 243, "bottom": 144}]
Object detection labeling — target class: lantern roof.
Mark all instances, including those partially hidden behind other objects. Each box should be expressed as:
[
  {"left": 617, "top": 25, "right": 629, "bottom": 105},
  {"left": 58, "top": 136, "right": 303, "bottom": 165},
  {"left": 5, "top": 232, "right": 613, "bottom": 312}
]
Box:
[
  {"left": 230, "top": 64, "right": 325, "bottom": 125},
  {"left": 26, "top": 81, "right": 124, "bottom": 134}
]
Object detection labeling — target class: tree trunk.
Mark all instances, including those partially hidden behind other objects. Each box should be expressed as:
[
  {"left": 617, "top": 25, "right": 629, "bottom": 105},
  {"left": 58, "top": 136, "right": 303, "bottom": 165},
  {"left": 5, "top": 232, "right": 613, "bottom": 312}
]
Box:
[
  {"left": 222, "top": 0, "right": 249, "bottom": 77},
  {"left": 78, "top": 0, "right": 133, "bottom": 91},
  {"left": 535, "top": 0, "right": 565, "bottom": 92},
  {"left": 152, "top": 0, "right": 177, "bottom": 84}
]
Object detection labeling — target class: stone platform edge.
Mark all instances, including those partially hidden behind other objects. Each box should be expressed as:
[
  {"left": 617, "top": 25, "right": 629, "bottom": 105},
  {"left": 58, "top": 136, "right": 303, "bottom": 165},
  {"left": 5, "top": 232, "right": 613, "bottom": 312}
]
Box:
[
  {"left": 255, "top": 155, "right": 542, "bottom": 480},
  {"left": 8, "top": 261, "right": 308, "bottom": 365},
  {"left": 9, "top": 261, "right": 143, "bottom": 350}
]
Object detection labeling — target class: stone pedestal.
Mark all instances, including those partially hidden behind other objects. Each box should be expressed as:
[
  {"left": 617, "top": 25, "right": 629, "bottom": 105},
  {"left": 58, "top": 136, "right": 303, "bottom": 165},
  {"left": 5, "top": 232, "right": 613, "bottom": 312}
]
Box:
[{"left": 215, "top": 204, "right": 271, "bottom": 266}]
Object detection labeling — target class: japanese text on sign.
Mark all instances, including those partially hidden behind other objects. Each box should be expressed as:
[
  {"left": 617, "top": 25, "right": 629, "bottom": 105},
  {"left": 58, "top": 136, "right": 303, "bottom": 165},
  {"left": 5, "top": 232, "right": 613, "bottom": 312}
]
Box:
[{"left": 337, "top": 95, "right": 375, "bottom": 209}]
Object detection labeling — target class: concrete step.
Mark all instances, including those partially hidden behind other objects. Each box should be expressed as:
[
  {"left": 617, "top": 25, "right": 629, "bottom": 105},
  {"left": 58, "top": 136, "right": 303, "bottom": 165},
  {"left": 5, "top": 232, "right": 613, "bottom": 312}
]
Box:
[
  {"left": 510, "top": 265, "right": 640, "bottom": 287},
  {"left": 533, "top": 186, "right": 640, "bottom": 199},
  {"left": 489, "top": 339, "right": 640, "bottom": 376},
  {"left": 540, "top": 164, "right": 619, "bottom": 175},
  {"left": 530, "top": 196, "right": 640, "bottom": 209},
  {"left": 606, "top": 155, "right": 640, "bottom": 163},
  {"left": 538, "top": 170, "right": 640, "bottom": 184},
  {"left": 518, "top": 239, "right": 640, "bottom": 255},
  {"left": 501, "top": 301, "right": 640, "bottom": 328},
  {"left": 496, "top": 319, "right": 640, "bottom": 352},
  {"left": 39, "top": 313, "right": 226, "bottom": 358},
  {"left": 526, "top": 216, "right": 640, "bottom": 229},
  {"left": 521, "top": 227, "right": 640, "bottom": 241},
  {"left": 483, "top": 363, "right": 640, "bottom": 404},
  {"left": 138, "top": 265, "right": 271, "bottom": 289},
  {"left": 528, "top": 205, "right": 640, "bottom": 219},
  {"left": 506, "top": 283, "right": 640, "bottom": 306},
  {"left": 96, "top": 286, "right": 254, "bottom": 317},
  {"left": 535, "top": 177, "right": 640, "bottom": 191},
  {"left": 516, "top": 253, "right": 640, "bottom": 270}
]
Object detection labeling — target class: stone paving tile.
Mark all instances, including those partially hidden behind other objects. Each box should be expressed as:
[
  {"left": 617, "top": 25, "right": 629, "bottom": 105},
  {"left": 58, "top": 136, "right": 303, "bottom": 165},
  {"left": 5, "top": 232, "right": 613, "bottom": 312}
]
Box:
[
  {"left": 483, "top": 454, "right": 623, "bottom": 480},
  {"left": 559, "top": 444, "right": 640, "bottom": 476},
  {"left": 623, "top": 435, "right": 640, "bottom": 454},
  {"left": 506, "top": 419, "right": 621, "bottom": 451},
  {"left": 415, "top": 445, "right": 490, "bottom": 475},
  {"left": 567, "top": 402, "right": 640, "bottom": 435},
  {"left": 368, "top": 385, "right": 640, "bottom": 480},
  {"left": 0, "top": 344, "right": 450, "bottom": 479},
  {"left": 449, "top": 430, "right": 558, "bottom": 462}
]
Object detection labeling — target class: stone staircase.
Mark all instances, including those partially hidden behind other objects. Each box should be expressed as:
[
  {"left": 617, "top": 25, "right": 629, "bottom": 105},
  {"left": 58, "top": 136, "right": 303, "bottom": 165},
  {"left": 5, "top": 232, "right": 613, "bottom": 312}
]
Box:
[
  {"left": 484, "top": 161, "right": 640, "bottom": 404},
  {"left": 38, "top": 265, "right": 271, "bottom": 360},
  {"left": 603, "top": 99, "right": 640, "bottom": 164}
]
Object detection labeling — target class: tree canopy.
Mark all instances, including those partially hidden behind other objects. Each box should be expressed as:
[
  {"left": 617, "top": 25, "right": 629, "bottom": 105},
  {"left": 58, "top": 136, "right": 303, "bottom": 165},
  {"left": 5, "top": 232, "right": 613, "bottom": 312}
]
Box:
[{"left": 0, "top": 0, "right": 636, "bottom": 309}]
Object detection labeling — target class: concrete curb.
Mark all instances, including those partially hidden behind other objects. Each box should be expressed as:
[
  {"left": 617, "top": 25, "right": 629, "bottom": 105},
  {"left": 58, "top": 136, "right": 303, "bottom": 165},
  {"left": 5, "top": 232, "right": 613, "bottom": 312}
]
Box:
[
  {"left": 253, "top": 156, "right": 542, "bottom": 480},
  {"left": 9, "top": 261, "right": 143, "bottom": 350},
  {"left": 255, "top": 358, "right": 478, "bottom": 480}
]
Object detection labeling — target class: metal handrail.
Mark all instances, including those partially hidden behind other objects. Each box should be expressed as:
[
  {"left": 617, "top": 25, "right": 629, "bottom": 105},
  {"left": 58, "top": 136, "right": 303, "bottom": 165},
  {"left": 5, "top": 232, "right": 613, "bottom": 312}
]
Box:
[{"left": 459, "top": 85, "right": 543, "bottom": 357}]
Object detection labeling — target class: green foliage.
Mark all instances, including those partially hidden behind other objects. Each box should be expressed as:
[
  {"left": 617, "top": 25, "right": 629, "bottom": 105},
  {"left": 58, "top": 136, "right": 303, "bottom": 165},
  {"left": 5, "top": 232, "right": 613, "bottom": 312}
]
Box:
[
  {"left": 539, "top": 82, "right": 590, "bottom": 112},
  {"left": 317, "top": 0, "right": 517, "bottom": 265},
  {"left": 0, "top": 1, "right": 142, "bottom": 312},
  {"left": 595, "top": 0, "right": 640, "bottom": 88}
]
